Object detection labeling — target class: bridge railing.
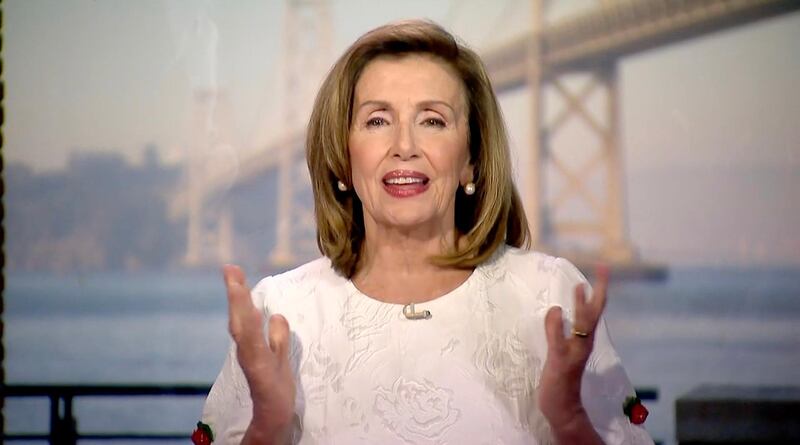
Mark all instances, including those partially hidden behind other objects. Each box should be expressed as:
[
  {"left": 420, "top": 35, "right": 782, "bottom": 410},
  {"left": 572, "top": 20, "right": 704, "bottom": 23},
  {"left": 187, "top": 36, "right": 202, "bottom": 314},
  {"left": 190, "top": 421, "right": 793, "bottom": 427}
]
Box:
[
  {"left": 2, "top": 383, "right": 659, "bottom": 443},
  {"left": 1, "top": 383, "right": 210, "bottom": 444}
]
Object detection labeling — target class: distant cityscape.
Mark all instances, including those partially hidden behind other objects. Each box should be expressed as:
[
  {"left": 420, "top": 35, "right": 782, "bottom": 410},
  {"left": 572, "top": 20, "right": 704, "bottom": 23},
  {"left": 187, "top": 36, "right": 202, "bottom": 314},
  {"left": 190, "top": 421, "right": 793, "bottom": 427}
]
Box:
[
  {"left": 4, "top": 145, "right": 799, "bottom": 273},
  {"left": 4, "top": 147, "right": 186, "bottom": 273}
]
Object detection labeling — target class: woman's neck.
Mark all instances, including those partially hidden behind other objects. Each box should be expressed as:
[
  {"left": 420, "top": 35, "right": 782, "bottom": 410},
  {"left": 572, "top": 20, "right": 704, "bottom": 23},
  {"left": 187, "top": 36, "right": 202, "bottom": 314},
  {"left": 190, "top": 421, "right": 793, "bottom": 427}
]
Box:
[{"left": 352, "top": 226, "right": 473, "bottom": 305}]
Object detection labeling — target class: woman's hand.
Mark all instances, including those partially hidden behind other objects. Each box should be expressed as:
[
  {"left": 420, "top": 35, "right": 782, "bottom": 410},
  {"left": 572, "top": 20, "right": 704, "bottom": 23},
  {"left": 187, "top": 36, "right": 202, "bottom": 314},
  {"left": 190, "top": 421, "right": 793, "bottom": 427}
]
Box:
[
  {"left": 538, "top": 267, "right": 609, "bottom": 444},
  {"left": 223, "top": 265, "right": 295, "bottom": 444}
]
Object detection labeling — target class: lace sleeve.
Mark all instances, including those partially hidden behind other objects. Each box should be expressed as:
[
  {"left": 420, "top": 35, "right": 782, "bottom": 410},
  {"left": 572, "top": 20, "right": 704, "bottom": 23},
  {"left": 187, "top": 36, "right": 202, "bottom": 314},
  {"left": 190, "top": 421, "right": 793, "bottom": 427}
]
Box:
[
  {"left": 199, "top": 277, "right": 274, "bottom": 444},
  {"left": 200, "top": 275, "right": 305, "bottom": 444},
  {"left": 551, "top": 258, "right": 654, "bottom": 445},
  {"left": 201, "top": 343, "right": 254, "bottom": 444}
]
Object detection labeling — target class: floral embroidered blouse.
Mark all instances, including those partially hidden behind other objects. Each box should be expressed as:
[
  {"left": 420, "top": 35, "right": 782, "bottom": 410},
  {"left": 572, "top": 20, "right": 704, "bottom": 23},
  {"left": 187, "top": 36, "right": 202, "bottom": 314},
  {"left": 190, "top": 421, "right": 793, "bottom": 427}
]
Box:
[{"left": 201, "top": 246, "right": 653, "bottom": 444}]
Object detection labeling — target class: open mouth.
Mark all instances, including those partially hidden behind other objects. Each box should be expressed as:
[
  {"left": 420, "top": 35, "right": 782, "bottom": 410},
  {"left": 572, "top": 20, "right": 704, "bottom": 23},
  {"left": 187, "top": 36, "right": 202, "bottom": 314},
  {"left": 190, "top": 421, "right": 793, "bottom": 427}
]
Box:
[
  {"left": 382, "top": 170, "right": 430, "bottom": 197},
  {"left": 383, "top": 176, "right": 429, "bottom": 185}
]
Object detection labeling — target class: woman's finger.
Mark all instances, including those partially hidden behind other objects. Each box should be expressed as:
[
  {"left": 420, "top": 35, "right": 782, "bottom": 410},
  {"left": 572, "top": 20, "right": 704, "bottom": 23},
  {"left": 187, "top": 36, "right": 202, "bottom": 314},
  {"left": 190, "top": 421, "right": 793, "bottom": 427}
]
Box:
[
  {"left": 544, "top": 306, "right": 567, "bottom": 355},
  {"left": 223, "top": 264, "right": 247, "bottom": 287},
  {"left": 572, "top": 283, "right": 595, "bottom": 340},
  {"left": 224, "top": 267, "right": 247, "bottom": 306},
  {"left": 223, "top": 264, "right": 251, "bottom": 317},
  {"left": 222, "top": 265, "right": 265, "bottom": 348},
  {"left": 268, "top": 314, "right": 291, "bottom": 361}
]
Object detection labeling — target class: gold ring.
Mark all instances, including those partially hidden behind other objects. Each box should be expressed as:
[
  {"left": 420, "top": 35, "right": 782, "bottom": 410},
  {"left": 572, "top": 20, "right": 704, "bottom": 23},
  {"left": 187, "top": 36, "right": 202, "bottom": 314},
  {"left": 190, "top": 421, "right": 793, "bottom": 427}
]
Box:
[{"left": 571, "top": 328, "right": 590, "bottom": 338}]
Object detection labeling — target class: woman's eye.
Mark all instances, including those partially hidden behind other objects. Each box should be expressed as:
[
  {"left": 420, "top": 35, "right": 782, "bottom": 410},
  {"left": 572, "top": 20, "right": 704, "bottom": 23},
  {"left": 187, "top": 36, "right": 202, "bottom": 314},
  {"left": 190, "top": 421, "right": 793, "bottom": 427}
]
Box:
[
  {"left": 422, "top": 117, "right": 446, "bottom": 127},
  {"left": 366, "top": 117, "right": 388, "bottom": 127}
]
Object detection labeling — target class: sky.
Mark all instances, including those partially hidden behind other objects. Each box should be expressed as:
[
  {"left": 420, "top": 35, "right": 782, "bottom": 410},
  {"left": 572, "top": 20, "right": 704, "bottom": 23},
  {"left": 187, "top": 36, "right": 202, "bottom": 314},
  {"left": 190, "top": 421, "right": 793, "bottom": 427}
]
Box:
[{"left": 4, "top": 0, "right": 800, "bottom": 266}]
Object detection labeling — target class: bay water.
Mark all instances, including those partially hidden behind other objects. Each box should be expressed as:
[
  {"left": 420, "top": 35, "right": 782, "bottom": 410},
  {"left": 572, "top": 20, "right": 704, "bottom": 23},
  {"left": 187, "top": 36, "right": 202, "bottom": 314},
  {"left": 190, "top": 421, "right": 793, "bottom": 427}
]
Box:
[{"left": 5, "top": 266, "right": 800, "bottom": 444}]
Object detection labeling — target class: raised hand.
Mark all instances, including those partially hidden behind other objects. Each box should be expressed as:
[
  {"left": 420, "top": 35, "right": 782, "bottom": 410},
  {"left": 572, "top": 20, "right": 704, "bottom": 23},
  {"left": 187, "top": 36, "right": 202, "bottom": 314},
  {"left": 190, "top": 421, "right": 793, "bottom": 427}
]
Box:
[
  {"left": 223, "top": 265, "right": 296, "bottom": 443},
  {"left": 538, "top": 266, "right": 609, "bottom": 443}
]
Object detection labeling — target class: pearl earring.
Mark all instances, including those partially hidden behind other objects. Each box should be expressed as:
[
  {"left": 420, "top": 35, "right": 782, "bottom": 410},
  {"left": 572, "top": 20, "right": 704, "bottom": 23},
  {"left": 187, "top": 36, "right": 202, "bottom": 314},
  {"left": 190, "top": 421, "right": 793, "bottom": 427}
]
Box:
[
  {"left": 337, "top": 180, "right": 348, "bottom": 192},
  {"left": 464, "top": 182, "right": 476, "bottom": 196}
]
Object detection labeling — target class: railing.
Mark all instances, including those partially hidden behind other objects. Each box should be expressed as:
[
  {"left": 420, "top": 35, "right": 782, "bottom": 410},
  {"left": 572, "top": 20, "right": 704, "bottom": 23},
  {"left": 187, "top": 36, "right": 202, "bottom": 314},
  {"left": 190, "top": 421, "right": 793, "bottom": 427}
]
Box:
[
  {"left": 1, "top": 383, "right": 211, "bottom": 444},
  {"left": 2, "top": 383, "right": 659, "bottom": 444}
]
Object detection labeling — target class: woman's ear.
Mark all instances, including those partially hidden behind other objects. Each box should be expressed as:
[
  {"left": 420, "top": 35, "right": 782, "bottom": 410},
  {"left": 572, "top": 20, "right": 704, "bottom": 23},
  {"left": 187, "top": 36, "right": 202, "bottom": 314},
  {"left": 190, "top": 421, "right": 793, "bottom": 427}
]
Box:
[{"left": 460, "top": 162, "right": 475, "bottom": 187}]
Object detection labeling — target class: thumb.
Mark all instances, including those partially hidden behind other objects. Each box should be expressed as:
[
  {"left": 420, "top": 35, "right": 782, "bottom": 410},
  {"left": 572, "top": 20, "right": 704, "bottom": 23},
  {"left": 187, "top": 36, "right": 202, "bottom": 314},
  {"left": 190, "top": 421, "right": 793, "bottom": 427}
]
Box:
[
  {"left": 268, "top": 314, "right": 291, "bottom": 361},
  {"left": 544, "top": 306, "right": 566, "bottom": 354}
]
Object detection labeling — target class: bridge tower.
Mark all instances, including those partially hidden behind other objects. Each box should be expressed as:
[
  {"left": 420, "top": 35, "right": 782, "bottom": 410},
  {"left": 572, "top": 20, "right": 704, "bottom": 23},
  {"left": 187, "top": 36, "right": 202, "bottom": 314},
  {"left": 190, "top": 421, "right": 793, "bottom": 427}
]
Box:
[
  {"left": 181, "top": 10, "right": 239, "bottom": 268},
  {"left": 183, "top": 89, "right": 237, "bottom": 267},
  {"left": 175, "top": 0, "right": 797, "bottom": 272},
  {"left": 270, "top": 0, "right": 333, "bottom": 267},
  {"left": 480, "top": 0, "right": 799, "bottom": 272},
  {"left": 523, "top": 0, "right": 635, "bottom": 264}
]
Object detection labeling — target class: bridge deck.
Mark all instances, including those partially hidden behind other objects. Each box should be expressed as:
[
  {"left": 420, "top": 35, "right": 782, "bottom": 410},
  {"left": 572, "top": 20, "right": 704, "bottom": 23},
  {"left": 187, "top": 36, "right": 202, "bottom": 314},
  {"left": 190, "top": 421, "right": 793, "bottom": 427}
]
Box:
[{"left": 484, "top": 0, "right": 800, "bottom": 89}]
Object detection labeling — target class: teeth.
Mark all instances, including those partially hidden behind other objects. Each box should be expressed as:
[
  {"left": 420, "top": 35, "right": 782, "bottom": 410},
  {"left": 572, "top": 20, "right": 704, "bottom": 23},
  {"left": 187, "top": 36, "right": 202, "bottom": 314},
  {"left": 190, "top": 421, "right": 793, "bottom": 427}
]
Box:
[{"left": 385, "top": 177, "right": 423, "bottom": 185}]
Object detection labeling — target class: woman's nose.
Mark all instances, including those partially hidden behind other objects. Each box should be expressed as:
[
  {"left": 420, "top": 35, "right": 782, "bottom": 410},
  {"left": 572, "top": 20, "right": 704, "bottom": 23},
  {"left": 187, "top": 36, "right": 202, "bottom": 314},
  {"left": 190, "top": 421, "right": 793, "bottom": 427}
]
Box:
[{"left": 390, "top": 121, "right": 418, "bottom": 160}]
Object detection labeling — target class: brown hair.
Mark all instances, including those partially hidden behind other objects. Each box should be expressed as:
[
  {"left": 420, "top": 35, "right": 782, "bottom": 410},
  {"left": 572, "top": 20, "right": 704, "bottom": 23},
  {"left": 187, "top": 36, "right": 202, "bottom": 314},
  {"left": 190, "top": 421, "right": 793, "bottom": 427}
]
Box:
[{"left": 306, "top": 19, "right": 530, "bottom": 278}]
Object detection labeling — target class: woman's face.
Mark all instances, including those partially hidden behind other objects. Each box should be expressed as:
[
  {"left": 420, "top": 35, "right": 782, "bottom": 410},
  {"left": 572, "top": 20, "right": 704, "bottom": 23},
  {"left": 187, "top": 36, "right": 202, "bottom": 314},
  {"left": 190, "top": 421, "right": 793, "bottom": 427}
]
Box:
[{"left": 349, "top": 54, "right": 473, "bottom": 237}]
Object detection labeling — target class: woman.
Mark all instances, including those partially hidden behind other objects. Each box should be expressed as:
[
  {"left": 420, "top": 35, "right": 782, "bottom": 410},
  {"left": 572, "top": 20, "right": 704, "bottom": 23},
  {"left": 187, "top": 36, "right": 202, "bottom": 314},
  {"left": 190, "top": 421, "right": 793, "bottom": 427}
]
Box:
[{"left": 201, "top": 20, "right": 653, "bottom": 444}]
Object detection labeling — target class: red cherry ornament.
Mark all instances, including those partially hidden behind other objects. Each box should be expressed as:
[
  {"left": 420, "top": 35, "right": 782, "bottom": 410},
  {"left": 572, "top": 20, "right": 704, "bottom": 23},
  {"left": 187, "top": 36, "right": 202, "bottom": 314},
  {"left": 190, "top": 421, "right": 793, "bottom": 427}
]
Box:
[
  {"left": 623, "top": 396, "right": 649, "bottom": 425},
  {"left": 192, "top": 421, "right": 214, "bottom": 445},
  {"left": 629, "top": 402, "right": 649, "bottom": 425}
]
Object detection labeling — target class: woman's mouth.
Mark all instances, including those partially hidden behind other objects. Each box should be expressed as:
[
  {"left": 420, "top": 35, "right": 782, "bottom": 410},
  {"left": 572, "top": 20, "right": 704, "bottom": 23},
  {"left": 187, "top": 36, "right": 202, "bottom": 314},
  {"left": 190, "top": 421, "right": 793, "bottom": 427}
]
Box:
[{"left": 382, "top": 170, "right": 430, "bottom": 197}]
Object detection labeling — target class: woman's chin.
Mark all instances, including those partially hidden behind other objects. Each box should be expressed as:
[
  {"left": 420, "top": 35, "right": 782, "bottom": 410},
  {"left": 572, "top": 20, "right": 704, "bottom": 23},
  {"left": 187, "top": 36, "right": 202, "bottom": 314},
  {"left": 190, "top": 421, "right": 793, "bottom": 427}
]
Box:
[{"left": 375, "top": 213, "right": 447, "bottom": 234}]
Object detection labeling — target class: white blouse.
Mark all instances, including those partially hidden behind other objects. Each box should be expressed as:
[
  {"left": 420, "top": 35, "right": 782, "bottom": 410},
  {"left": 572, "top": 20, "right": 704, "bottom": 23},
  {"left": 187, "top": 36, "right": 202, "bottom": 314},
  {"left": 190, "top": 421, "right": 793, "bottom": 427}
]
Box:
[{"left": 202, "top": 246, "right": 653, "bottom": 444}]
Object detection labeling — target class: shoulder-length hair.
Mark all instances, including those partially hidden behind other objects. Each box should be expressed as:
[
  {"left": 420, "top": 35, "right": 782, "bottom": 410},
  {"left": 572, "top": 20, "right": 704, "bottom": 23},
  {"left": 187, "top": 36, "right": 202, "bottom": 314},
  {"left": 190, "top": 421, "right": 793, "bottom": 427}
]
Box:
[{"left": 306, "top": 19, "right": 530, "bottom": 278}]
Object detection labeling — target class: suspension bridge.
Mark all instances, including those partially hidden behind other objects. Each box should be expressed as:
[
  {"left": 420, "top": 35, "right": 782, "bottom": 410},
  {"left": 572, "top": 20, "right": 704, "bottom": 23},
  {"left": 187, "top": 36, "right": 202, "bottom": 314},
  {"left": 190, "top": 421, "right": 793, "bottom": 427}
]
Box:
[{"left": 174, "top": 0, "right": 799, "bottom": 274}]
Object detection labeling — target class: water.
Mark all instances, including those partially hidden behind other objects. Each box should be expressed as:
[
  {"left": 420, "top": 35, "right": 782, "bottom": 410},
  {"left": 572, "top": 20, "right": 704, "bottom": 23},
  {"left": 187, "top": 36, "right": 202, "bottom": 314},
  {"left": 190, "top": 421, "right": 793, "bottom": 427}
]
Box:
[
  {"left": 602, "top": 267, "right": 800, "bottom": 443},
  {"left": 4, "top": 271, "right": 229, "bottom": 440},
  {"left": 4, "top": 267, "right": 800, "bottom": 444}
]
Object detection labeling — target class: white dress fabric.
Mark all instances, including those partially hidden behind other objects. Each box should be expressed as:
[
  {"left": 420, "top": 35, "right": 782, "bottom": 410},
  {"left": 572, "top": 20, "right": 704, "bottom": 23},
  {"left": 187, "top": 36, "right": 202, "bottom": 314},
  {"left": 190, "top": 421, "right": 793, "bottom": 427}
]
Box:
[{"left": 202, "top": 246, "right": 653, "bottom": 444}]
